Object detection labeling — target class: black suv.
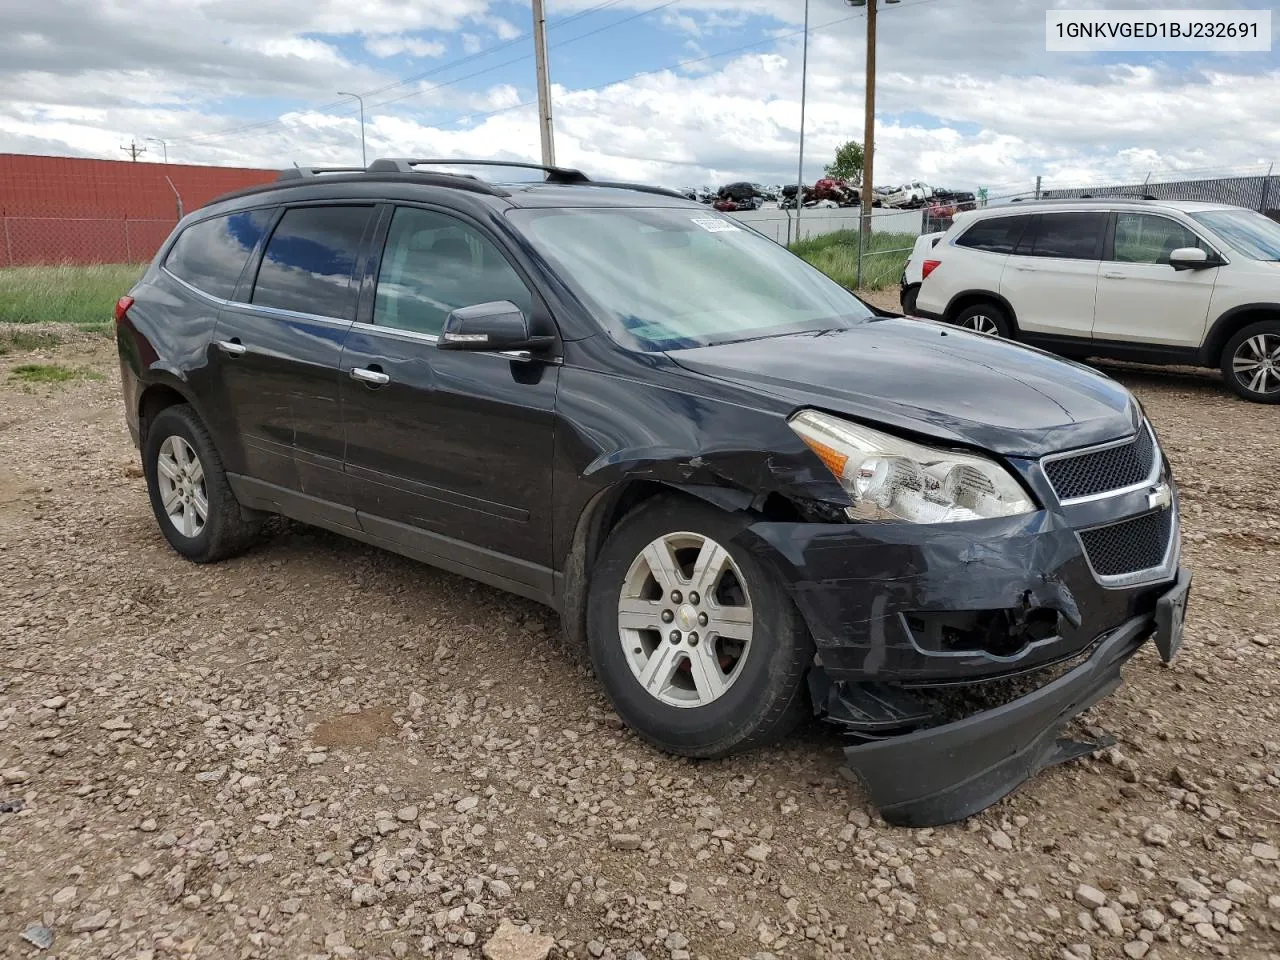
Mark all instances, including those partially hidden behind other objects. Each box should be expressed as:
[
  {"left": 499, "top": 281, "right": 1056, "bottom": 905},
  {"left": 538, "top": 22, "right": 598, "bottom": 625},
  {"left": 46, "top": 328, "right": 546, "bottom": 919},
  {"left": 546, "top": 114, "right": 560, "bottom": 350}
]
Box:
[{"left": 115, "top": 159, "right": 1191, "bottom": 826}]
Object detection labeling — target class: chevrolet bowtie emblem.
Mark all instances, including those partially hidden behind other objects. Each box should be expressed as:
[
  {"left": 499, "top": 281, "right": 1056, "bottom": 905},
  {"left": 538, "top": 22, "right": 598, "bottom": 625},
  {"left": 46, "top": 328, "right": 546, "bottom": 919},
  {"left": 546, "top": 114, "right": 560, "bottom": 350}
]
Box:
[{"left": 1147, "top": 484, "right": 1173, "bottom": 511}]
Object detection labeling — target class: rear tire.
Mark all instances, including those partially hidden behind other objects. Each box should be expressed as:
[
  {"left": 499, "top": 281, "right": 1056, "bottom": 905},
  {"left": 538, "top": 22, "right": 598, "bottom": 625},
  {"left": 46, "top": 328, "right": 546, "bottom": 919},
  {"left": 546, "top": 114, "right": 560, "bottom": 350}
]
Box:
[
  {"left": 953, "top": 302, "right": 1012, "bottom": 338},
  {"left": 1221, "top": 320, "right": 1280, "bottom": 403},
  {"left": 586, "top": 496, "right": 812, "bottom": 759},
  {"left": 143, "top": 405, "right": 262, "bottom": 563},
  {"left": 901, "top": 284, "right": 920, "bottom": 316}
]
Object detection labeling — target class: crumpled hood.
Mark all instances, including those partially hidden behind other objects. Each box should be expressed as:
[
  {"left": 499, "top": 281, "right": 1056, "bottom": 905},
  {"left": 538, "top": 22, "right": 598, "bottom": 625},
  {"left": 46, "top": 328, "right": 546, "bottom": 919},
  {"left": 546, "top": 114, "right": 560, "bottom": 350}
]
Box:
[{"left": 670, "top": 319, "right": 1141, "bottom": 458}]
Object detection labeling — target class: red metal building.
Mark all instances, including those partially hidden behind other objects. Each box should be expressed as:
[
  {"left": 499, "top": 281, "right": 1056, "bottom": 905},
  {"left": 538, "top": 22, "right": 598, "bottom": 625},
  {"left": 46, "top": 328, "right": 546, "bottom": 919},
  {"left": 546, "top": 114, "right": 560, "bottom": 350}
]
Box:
[{"left": 0, "top": 153, "right": 278, "bottom": 266}]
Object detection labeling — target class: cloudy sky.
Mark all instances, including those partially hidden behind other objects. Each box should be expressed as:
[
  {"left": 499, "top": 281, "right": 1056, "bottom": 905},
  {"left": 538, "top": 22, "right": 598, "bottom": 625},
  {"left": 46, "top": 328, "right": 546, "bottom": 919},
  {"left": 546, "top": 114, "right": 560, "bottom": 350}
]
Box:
[{"left": 1, "top": 0, "right": 1277, "bottom": 196}]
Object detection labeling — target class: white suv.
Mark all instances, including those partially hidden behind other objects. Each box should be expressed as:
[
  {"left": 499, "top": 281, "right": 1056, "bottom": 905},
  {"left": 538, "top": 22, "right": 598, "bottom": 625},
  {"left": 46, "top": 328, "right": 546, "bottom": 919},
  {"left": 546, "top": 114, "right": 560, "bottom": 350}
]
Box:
[{"left": 914, "top": 199, "right": 1280, "bottom": 402}]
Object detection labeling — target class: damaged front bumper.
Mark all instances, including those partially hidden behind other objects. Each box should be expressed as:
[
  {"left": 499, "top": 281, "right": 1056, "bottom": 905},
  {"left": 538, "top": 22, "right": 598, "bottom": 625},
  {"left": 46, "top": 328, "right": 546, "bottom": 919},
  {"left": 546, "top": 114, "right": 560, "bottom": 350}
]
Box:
[
  {"left": 841, "top": 566, "right": 1189, "bottom": 826},
  {"left": 736, "top": 462, "right": 1187, "bottom": 825}
]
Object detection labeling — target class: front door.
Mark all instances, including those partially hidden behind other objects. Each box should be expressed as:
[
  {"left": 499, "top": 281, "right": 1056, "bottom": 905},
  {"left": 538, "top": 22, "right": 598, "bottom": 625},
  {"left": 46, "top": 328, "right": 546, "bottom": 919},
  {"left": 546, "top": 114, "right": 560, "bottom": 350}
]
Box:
[
  {"left": 210, "top": 203, "right": 375, "bottom": 517},
  {"left": 1092, "top": 212, "right": 1219, "bottom": 348},
  {"left": 339, "top": 205, "right": 559, "bottom": 586},
  {"left": 999, "top": 211, "right": 1107, "bottom": 339}
]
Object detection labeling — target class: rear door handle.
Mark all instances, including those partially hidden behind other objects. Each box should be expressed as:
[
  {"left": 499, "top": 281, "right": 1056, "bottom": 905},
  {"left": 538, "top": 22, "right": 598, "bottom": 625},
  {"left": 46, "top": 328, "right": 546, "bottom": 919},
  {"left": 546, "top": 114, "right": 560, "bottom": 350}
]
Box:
[
  {"left": 1013, "top": 265, "right": 1038, "bottom": 272},
  {"left": 1101, "top": 271, "right": 1126, "bottom": 279},
  {"left": 216, "top": 339, "right": 246, "bottom": 356},
  {"left": 350, "top": 366, "right": 390, "bottom": 386}
]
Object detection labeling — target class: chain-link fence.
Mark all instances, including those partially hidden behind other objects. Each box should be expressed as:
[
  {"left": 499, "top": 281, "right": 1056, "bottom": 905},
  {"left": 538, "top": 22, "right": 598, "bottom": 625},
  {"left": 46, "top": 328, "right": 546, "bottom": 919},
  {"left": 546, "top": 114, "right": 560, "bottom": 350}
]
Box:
[
  {"left": 0, "top": 216, "right": 177, "bottom": 268},
  {"left": 1041, "top": 170, "right": 1279, "bottom": 218}
]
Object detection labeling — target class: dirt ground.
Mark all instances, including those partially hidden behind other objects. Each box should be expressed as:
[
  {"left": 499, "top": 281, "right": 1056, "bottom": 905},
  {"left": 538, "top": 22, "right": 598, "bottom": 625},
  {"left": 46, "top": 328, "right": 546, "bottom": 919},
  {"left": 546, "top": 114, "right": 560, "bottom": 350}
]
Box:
[{"left": 1, "top": 328, "right": 1278, "bottom": 960}]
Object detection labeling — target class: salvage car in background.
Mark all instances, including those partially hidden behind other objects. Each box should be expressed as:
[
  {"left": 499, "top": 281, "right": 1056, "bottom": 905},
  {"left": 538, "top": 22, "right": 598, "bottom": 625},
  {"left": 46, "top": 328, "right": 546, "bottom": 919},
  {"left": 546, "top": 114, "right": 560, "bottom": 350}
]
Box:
[
  {"left": 115, "top": 159, "right": 1190, "bottom": 826},
  {"left": 915, "top": 197, "right": 1280, "bottom": 403}
]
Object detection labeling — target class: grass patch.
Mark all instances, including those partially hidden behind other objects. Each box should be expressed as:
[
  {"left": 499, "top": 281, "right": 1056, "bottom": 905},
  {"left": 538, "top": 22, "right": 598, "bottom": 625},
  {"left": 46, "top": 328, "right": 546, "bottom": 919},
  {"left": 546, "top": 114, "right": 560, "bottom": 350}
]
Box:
[
  {"left": 9, "top": 363, "right": 104, "bottom": 384},
  {"left": 791, "top": 230, "right": 916, "bottom": 290},
  {"left": 0, "top": 328, "right": 63, "bottom": 355},
  {"left": 0, "top": 263, "right": 144, "bottom": 327}
]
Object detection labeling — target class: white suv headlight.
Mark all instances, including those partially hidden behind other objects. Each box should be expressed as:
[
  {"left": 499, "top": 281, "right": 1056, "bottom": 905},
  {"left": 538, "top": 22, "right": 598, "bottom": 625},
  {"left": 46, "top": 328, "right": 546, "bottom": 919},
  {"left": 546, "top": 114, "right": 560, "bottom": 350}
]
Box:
[{"left": 788, "top": 410, "right": 1036, "bottom": 523}]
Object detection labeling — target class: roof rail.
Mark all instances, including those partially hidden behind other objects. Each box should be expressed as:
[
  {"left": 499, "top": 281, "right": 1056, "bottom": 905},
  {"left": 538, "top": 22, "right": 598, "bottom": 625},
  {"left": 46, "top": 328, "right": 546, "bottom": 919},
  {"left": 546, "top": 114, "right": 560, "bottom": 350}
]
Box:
[
  {"left": 276, "top": 165, "right": 369, "bottom": 181},
  {"left": 589, "top": 180, "right": 689, "bottom": 200},
  {"left": 367, "top": 158, "right": 591, "bottom": 184}
]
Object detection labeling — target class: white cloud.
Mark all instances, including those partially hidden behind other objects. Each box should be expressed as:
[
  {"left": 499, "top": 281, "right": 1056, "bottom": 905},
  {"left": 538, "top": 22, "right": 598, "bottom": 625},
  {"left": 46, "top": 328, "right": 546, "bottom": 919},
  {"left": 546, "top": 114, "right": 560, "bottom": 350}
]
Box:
[
  {"left": 364, "top": 34, "right": 449, "bottom": 59},
  {"left": 0, "top": 0, "right": 1278, "bottom": 199}
]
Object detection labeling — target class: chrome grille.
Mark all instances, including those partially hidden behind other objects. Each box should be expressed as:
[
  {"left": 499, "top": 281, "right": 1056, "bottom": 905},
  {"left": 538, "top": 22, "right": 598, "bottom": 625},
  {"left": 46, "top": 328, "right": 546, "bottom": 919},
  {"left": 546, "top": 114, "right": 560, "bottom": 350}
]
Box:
[
  {"left": 1043, "top": 425, "right": 1156, "bottom": 502},
  {"left": 1078, "top": 509, "right": 1173, "bottom": 578}
]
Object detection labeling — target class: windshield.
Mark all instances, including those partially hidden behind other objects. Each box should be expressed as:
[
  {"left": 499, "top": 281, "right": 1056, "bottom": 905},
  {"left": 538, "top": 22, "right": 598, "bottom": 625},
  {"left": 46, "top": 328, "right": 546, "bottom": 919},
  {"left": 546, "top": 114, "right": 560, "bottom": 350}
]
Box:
[
  {"left": 1190, "top": 209, "right": 1280, "bottom": 260},
  {"left": 508, "top": 207, "right": 874, "bottom": 350}
]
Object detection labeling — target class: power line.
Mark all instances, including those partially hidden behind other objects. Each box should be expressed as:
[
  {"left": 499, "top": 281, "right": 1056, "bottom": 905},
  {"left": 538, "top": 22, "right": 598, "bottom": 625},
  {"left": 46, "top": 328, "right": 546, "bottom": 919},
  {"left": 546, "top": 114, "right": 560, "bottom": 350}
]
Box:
[
  {"left": 172, "top": 0, "right": 938, "bottom": 152},
  {"left": 168, "top": 0, "right": 635, "bottom": 146}
]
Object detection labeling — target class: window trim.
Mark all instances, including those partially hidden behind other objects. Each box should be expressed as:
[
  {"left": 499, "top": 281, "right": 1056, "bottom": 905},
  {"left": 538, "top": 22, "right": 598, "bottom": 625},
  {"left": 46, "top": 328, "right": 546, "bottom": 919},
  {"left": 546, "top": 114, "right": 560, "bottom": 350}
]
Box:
[
  {"left": 1103, "top": 210, "right": 1225, "bottom": 265},
  {"left": 244, "top": 201, "right": 380, "bottom": 323},
  {"left": 1012, "top": 211, "right": 1108, "bottom": 262}
]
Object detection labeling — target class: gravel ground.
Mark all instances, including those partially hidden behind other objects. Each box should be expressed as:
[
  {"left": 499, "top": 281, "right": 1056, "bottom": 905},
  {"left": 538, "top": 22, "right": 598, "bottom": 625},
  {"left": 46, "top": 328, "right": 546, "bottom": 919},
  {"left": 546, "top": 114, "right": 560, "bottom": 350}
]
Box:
[{"left": 1, "top": 329, "right": 1279, "bottom": 960}]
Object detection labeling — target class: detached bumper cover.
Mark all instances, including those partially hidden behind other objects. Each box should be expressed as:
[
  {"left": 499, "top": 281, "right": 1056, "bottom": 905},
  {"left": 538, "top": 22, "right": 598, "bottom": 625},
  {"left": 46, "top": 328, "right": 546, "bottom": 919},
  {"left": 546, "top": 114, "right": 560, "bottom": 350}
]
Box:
[{"left": 843, "top": 568, "right": 1189, "bottom": 826}]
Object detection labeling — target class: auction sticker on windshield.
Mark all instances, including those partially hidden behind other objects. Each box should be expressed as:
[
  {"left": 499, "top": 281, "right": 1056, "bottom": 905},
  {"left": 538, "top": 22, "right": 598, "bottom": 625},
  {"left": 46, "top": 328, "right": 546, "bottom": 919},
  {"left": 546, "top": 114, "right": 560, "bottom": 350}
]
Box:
[{"left": 691, "top": 217, "right": 741, "bottom": 233}]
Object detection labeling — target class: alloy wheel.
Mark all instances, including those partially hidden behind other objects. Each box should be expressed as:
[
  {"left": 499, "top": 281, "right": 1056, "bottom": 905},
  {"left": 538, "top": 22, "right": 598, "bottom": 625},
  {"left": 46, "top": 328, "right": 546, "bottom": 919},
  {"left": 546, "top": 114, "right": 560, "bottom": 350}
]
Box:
[
  {"left": 962, "top": 314, "right": 1000, "bottom": 336},
  {"left": 1231, "top": 333, "right": 1280, "bottom": 396},
  {"left": 156, "top": 435, "right": 208, "bottom": 538},
  {"left": 617, "top": 532, "right": 754, "bottom": 709}
]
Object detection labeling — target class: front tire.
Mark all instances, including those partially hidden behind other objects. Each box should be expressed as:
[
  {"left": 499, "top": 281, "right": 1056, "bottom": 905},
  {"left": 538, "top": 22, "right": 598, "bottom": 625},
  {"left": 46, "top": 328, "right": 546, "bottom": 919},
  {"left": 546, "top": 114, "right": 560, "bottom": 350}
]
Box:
[
  {"left": 586, "top": 496, "right": 812, "bottom": 759},
  {"left": 953, "top": 302, "right": 1012, "bottom": 338},
  {"left": 143, "top": 405, "right": 262, "bottom": 563},
  {"left": 1221, "top": 321, "right": 1280, "bottom": 403}
]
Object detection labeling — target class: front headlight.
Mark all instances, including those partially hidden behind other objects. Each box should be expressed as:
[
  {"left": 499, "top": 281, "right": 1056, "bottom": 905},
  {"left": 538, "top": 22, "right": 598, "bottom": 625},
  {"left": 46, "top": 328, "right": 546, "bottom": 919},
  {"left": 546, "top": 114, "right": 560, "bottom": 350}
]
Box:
[{"left": 788, "top": 410, "right": 1036, "bottom": 523}]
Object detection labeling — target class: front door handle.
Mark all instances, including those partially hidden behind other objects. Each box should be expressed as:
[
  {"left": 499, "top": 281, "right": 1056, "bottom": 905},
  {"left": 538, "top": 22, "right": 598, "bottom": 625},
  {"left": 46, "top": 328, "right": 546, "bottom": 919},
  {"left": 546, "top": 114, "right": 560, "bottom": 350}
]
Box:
[
  {"left": 350, "top": 366, "right": 390, "bottom": 386},
  {"left": 216, "top": 339, "right": 247, "bottom": 356},
  {"left": 1101, "top": 271, "right": 1126, "bottom": 279},
  {"left": 1013, "top": 265, "right": 1038, "bottom": 272}
]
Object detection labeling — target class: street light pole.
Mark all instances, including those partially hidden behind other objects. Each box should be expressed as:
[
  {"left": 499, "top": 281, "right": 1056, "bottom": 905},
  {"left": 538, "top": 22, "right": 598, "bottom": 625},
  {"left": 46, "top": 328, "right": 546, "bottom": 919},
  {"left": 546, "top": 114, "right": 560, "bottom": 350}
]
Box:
[
  {"left": 531, "top": 0, "right": 556, "bottom": 167},
  {"left": 145, "top": 138, "right": 169, "bottom": 163},
  {"left": 337, "top": 91, "right": 367, "bottom": 167},
  {"left": 794, "top": 0, "right": 810, "bottom": 244}
]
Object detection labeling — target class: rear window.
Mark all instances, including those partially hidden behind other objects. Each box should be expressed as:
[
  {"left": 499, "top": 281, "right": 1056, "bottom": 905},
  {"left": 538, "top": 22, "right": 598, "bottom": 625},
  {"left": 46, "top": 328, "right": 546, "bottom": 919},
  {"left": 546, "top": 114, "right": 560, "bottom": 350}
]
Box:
[
  {"left": 251, "top": 206, "right": 374, "bottom": 319},
  {"left": 1015, "top": 213, "right": 1106, "bottom": 260},
  {"left": 954, "top": 215, "right": 1028, "bottom": 254},
  {"left": 164, "top": 210, "right": 271, "bottom": 299}
]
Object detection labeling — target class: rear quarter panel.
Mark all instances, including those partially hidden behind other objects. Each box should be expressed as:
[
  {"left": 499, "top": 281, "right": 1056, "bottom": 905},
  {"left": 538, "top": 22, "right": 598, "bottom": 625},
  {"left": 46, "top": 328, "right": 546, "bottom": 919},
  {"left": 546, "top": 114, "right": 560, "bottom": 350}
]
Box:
[{"left": 116, "top": 269, "right": 224, "bottom": 453}]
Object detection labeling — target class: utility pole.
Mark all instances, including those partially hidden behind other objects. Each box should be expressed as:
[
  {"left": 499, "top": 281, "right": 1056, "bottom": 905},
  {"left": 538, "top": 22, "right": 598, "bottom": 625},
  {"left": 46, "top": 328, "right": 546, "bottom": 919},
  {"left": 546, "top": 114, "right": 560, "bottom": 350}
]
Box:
[
  {"left": 120, "top": 140, "right": 147, "bottom": 162},
  {"left": 860, "top": 0, "right": 878, "bottom": 258},
  {"left": 1034, "top": 175, "right": 1041, "bottom": 200},
  {"left": 794, "top": 0, "right": 810, "bottom": 244},
  {"left": 531, "top": 0, "right": 556, "bottom": 167},
  {"left": 337, "top": 92, "right": 367, "bottom": 167}
]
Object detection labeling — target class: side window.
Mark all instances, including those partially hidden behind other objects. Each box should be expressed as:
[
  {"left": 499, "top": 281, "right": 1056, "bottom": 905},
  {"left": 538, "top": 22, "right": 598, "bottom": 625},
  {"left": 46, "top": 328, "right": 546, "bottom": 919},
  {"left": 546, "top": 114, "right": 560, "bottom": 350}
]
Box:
[
  {"left": 164, "top": 210, "right": 271, "bottom": 299},
  {"left": 954, "top": 215, "right": 1028, "bottom": 254},
  {"left": 1113, "top": 214, "right": 1204, "bottom": 264},
  {"left": 1017, "top": 212, "right": 1106, "bottom": 260},
  {"left": 251, "top": 206, "right": 373, "bottom": 319},
  {"left": 373, "top": 207, "right": 533, "bottom": 336}
]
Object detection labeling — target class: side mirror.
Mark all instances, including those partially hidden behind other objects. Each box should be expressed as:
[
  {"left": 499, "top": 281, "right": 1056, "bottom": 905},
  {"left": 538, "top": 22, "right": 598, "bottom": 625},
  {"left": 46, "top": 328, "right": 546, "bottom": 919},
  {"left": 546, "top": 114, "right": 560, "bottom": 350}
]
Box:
[
  {"left": 438, "top": 300, "right": 555, "bottom": 353},
  {"left": 1168, "top": 247, "right": 1219, "bottom": 270}
]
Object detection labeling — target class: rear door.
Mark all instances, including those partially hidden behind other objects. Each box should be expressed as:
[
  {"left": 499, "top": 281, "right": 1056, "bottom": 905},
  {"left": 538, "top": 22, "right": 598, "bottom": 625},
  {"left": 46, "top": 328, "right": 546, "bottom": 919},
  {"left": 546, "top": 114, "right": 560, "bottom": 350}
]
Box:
[
  {"left": 999, "top": 212, "right": 1106, "bottom": 338},
  {"left": 209, "top": 203, "right": 376, "bottom": 517},
  {"left": 158, "top": 208, "right": 274, "bottom": 476},
  {"left": 1092, "top": 212, "right": 1219, "bottom": 347},
  {"left": 339, "top": 204, "right": 559, "bottom": 583}
]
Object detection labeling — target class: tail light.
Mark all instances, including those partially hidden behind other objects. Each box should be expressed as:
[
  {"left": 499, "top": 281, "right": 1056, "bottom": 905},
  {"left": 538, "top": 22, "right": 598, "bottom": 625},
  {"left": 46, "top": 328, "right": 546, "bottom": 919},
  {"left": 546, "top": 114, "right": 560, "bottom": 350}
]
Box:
[
  {"left": 922, "top": 259, "right": 941, "bottom": 280},
  {"left": 114, "top": 295, "right": 134, "bottom": 325}
]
